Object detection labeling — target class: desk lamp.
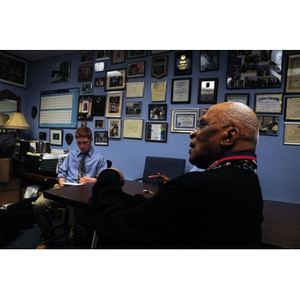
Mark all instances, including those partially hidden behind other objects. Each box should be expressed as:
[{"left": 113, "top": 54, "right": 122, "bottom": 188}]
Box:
[{"left": 3, "top": 112, "right": 31, "bottom": 139}]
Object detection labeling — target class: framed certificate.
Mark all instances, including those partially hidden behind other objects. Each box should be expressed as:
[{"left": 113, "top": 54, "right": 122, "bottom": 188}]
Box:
[
  {"left": 151, "top": 81, "right": 167, "bottom": 102},
  {"left": 171, "top": 109, "right": 200, "bottom": 133},
  {"left": 225, "top": 93, "right": 250, "bottom": 106},
  {"left": 285, "top": 97, "right": 300, "bottom": 121},
  {"left": 123, "top": 119, "right": 144, "bottom": 139},
  {"left": 284, "top": 123, "right": 300, "bottom": 145},
  {"left": 285, "top": 53, "right": 300, "bottom": 93},
  {"left": 254, "top": 93, "right": 282, "bottom": 114},
  {"left": 171, "top": 78, "right": 191, "bottom": 104}
]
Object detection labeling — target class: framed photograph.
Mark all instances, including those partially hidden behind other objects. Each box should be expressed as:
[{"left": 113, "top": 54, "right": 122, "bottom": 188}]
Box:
[
  {"left": 92, "top": 95, "right": 106, "bottom": 116},
  {"left": 94, "top": 131, "right": 108, "bottom": 146},
  {"left": 285, "top": 53, "right": 300, "bottom": 93},
  {"left": 125, "top": 101, "right": 142, "bottom": 117},
  {"left": 78, "top": 66, "right": 92, "bottom": 82},
  {"left": 151, "top": 56, "right": 168, "bottom": 79},
  {"left": 284, "top": 123, "right": 300, "bottom": 145},
  {"left": 96, "top": 50, "right": 109, "bottom": 61},
  {"left": 105, "top": 91, "right": 123, "bottom": 118},
  {"left": 127, "top": 50, "right": 147, "bottom": 59},
  {"left": 285, "top": 97, "right": 300, "bottom": 121},
  {"left": 145, "top": 122, "right": 168, "bottom": 142},
  {"left": 197, "top": 78, "right": 218, "bottom": 104},
  {"left": 78, "top": 95, "right": 93, "bottom": 120},
  {"left": 95, "top": 77, "right": 105, "bottom": 87},
  {"left": 171, "top": 109, "right": 200, "bottom": 133},
  {"left": 50, "top": 129, "right": 63, "bottom": 146},
  {"left": 111, "top": 50, "right": 125, "bottom": 64},
  {"left": 94, "top": 61, "right": 105, "bottom": 72},
  {"left": 123, "top": 119, "right": 144, "bottom": 139},
  {"left": 174, "top": 50, "right": 193, "bottom": 76},
  {"left": 50, "top": 60, "right": 70, "bottom": 83},
  {"left": 94, "top": 118, "right": 105, "bottom": 129},
  {"left": 127, "top": 61, "right": 145, "bottom": 78},
  {"left": 0, "top": 51, "right": 28, "bottom": 88},
  {"left": 82, "top": 83, "right": 93, "bottom": 93},
  {"left": 105, "top": 69, "right": 126, "bottom": 91},
  {"left": 254, "top": 93, "right": 283, "bottom": 114},
  {"left": 226, "top": 50, "right": 282, "bottom": 89},
  {"left": 171, "top": 78, "right": 191, "bottom": 104},
  {"left": 126, "top": 81, "right": 144, "bottom": 98},
  {"left": 80, "top": 51, "right": 93, "bottom": 64},
  {"left": 200, "top": 50, "right": 218, "bottom": 72},
  {"left": 148, "top": 104, "right": 167, "bottom": 120},
  {"left": 258, "top": 115, "right": 279, "bottom": 136},
  {"left": 108, "top": 119, "right": 121, "bottom": 138},
  {"left": 151, "top": 81, "right": 167, "bottom": 102},
  {"left": 225, "top": 93, "right": 250, "bottom": 106}
]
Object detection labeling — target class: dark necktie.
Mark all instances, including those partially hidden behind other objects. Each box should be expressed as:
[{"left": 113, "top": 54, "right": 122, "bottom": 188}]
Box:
[{"left": 78, "top": 153, "right": 86, "bottom": 182}]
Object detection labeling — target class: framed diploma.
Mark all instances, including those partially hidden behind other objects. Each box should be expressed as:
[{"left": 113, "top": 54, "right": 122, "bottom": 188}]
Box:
[
  {"left": 151, "top": 81, "right": 167, "bottom": 102},
  {"left": 174, "top": 51, "right": 192, "bottom": 76},
  {"left": 171, "top": 78, "right": 191, "bottom": 104},
  {"left": 285, "top": 53, "right": 300, "bottom": 93},
  {"left": 197, "top": 78, "right": 218, "bottom": 104},
  {"left": 151, "top": 56, "right": 168, "bottom": 79},
  {"left": 123, "top": 118, "right": 144, "bottom": 139},
  {"left": 171, "top": 108, "right": 200, "bottom": 133},
  {"left": 145, "top": 122, "right": 168, "bottom": 142},
  {"left": 285, "top": 97, "right": 300, "bottom": 121},
  {"left": 284, "top": 123, "right": 300, "bottom": 145},
  {"left": 126, "top": 81, "right": 144, "bottom": 98},
  {"left": 225, "top": 93, "right": 250, "bottom": 106},
  {"left": 254, "top": 93, "right": 282, "bottom": 114}
]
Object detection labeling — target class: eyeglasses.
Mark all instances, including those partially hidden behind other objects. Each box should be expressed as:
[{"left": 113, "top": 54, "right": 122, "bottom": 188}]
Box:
[{"left": 196, "top": 119, "right": 209, "bottom": 131}]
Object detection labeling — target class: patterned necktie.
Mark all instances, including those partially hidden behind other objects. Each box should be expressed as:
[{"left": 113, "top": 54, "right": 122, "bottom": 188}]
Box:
[{"left": 78, "top": 153, "right": 86, "bottom": 182}]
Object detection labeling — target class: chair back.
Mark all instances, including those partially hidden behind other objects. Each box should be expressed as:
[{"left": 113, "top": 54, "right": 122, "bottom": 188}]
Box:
[{"left": 142, "top": 156, "right": 186, "bottom": 184}]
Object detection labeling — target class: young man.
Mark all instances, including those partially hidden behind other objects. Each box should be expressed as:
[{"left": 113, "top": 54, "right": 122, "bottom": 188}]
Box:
[
  {"left": 92, "top": 102, "right": 263, "bottom": 248},
  {"left": 34, "top": 126, "right": 107, "bottom": 249}
]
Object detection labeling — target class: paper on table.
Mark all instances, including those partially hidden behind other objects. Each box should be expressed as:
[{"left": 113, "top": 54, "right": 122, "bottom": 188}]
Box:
[{"left": 61, "top": 182, "right": 83, "bottom": 186}]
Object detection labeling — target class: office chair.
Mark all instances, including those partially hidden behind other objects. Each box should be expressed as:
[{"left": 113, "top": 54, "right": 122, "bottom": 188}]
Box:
[{"left": 136, "top": 156, "right": 186, "bottom": 184}]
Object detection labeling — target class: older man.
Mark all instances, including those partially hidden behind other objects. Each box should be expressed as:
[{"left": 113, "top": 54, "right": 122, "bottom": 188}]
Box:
[{"left": 92, "top": 102, "right": 263, "bottom": 248}]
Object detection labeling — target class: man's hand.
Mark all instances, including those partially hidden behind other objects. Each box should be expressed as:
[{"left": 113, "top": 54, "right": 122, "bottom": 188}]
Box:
[{"left": 148, "top": 172, "right": 170, "bottom": 184}]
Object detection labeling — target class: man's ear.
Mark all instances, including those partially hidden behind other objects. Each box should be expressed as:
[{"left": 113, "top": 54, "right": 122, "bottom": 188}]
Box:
[{"left": 220, "top": 127, "right": 239, "bottom": 146}]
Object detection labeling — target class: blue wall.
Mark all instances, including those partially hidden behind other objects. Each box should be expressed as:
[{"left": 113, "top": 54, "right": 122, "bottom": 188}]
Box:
[{"left": 1, "top": 50, "right": 300, "bottom": 204}]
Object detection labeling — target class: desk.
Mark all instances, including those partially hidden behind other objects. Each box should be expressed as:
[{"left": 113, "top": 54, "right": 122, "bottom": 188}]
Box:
[{"left": 43, "top": 180, "right": 159, "bottom": 209}]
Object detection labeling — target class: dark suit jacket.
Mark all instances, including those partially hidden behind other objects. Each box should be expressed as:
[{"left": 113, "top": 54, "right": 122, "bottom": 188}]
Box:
[{"left": 92, "top": 165, "right": 263, "bottom": 249}]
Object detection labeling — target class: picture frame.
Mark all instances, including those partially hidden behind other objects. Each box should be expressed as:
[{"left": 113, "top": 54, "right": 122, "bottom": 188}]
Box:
[
  {"left": 82, "top": 83, "right": 93, "bottom": 93},
  {"left": 171, "top": 109, "right": 200, "bottom": 133},
  {"left": 80, "top": 51, "right": 93, "bottom": 64},
  {"left": 127, "top": 50, "right": 147, "bottom": 59},
  {"left": 94, "top": 61, "right": 105, "bottom": 72},
  {"left": 78, "top": 95, "right": 93, "bottom": 120},
  {"left": 127, "top": 61, "right": 145, "bottom": 78},
  {"left": 283, "top": 123, "right": 300, "bottom": 145},
  {"left": 258, "top": 115, "right": 279, "bottom": 136},
  {"left": 0, "top": 51, "right": 28, "bottom": 88},
  {"left": 50, "top": 60, "right": 70, "bottom": 83},
  {"left": 151, "top": 56, "right": 168, "bottom": 79},
  {"left": 126, "top": 81, "right": 144, "bottom": 98},
  {"left": 197, "top": 78, "right": 218, "bottom": 104},
  {"left": 94, "top": 118, "right": 105, "bottom": 129},
  {"left": 226, "top": 50, "right": 282, "bottom": 89},
  {"left": 105, "top": 91, "right": 123, "bottom": 118},
  {"left": 108, "top": 119, "right": 121, "bottom": 138},
  {"left": 111, "top": 50, "right": 125, "bottom": 64},
  {"left": 50, "top": 129, "right": 63, "bottom": 146},
  {"left": 95, "top": 77, "right": 105, "bottom": 87},
  {"left": 92, "top": 95, "right": 106, "bottom": 116},
  {"left": 171, "top": 78, "right": 191, "bottom": 104},
  {"left": 96, "top": 50, "right": 109, "bottom": 61},
  {"left": 174, "top": 50, "right": 193, "bottom": 76},
  {"left": 94, "top": 131, "right": 108, "bottom": 146},
  {"left": 151, "top": 81, "right": 167, "bottom": 102},
  {"left": 254, "top": 93, "right": 283, "bottom": 114},
  {"left": 225, "top": 93, "right": 250, "bottom": 106},
  {"left": 200, "top": 50, "right": 218, "bottom": 72},
  {"left": 148, "top": 104, "right": 167, "bottom": 120},
  {"left": 145, "top": 122, "right": 168, "bottom": 142},
  {"left": 78, "top": 66, "right": 92, "bottom": 82},
  {"left": 125, "top": 101, "right": 142, "bottom": 117},
  {"left": 285, "top": 53, "right": 300, "bottom": 93},
  {"left": 285, "top": 97, "right": 300, "bottom": 121},
  {"left": 123, "top": 119, "right": 144, "bottom": 139},
  {"left": 105, "top": 69, "right": 126, "bottom": 91}
]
